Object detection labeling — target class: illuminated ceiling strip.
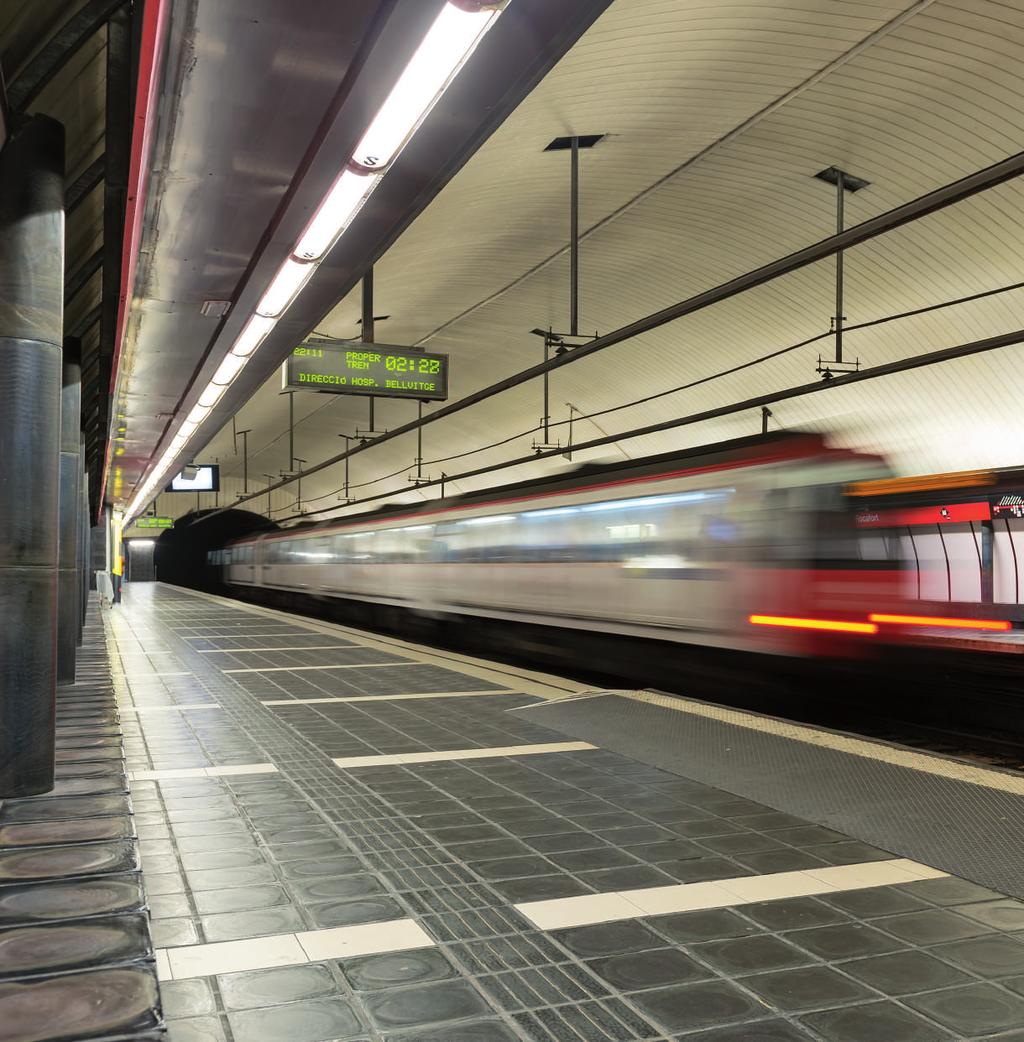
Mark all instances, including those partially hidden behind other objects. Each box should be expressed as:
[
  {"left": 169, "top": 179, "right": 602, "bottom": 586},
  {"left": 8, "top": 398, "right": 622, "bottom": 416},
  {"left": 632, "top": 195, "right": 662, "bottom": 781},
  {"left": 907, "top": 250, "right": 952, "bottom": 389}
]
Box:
[
  {"left": 126, "top": 1, "right": 506, "bottom": 519},
  {"left": 869, "top": 613, "right": 1011, "bottom": 632},
  {"left": 748, "top": 614, "right": 879, "bottom": 635},
  {"left": 845, "top": 470, "right": 994, "bottom": 497}
]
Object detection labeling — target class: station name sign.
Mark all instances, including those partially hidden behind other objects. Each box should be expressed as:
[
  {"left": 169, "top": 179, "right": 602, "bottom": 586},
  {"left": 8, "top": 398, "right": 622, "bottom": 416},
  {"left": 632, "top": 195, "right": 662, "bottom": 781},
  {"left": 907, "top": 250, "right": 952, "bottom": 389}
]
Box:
[{"left": 282, "top": 339, "right": 448, "bottom": 401}]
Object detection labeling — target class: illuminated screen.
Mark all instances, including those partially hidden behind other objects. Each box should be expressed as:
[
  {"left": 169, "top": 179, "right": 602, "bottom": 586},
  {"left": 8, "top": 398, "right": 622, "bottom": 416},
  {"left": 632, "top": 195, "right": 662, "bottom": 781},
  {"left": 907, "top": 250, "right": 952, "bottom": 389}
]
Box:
[
  {"left": 283, "top": 340, "right": 448, "bottom": 401},
  {"left": 166, "top": 465, "right": 220, "bottom": 492}
]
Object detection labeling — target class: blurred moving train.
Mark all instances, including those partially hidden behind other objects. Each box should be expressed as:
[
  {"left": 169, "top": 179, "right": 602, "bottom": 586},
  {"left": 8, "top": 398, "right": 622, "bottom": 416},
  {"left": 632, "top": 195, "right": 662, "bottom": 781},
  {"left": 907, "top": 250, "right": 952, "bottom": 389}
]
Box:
[
  {"left": 203, "top": 432, "right": 932, "bottom": 660},
  {"left": 210, "top": 431, "right": 1024, "bottom": 660}
]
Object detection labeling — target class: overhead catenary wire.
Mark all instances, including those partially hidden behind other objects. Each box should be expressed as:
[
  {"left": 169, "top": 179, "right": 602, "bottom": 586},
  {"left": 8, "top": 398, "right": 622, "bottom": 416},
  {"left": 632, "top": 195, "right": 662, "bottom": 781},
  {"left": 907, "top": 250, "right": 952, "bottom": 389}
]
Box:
[
  {"left": 257, "top": 278, "right": 1024, "bottom": 516},
  {"left": 268, "top": 326, "right": 1024, "bottom": 525}
]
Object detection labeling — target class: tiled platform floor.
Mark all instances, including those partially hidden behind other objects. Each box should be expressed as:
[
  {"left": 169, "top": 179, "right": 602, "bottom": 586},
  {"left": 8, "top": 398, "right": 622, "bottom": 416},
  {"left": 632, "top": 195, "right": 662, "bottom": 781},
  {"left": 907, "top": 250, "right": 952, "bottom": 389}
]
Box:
[
  {"left": 0, "top": 601, "right": 164, "bottom": 1041},
  {"left": 111, "top": 584, "right": 1024, "bottom": 1041}
]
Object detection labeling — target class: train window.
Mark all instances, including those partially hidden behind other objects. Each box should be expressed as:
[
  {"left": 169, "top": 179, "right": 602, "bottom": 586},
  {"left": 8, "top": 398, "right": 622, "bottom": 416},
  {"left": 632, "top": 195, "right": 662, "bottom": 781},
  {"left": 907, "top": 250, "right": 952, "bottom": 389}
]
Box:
[
  {"left": 335, "top": 531, "right": 376, "bottom": 563},
  {"left": 291, "top": 536, "right": 332, "bottom": 563}
]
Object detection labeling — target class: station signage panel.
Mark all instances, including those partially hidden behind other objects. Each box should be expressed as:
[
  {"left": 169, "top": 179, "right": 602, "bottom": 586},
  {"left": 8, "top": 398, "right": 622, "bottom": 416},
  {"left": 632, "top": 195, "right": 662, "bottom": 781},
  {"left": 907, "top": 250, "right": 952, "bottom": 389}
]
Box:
[
  {"left": 282, "top": 339, "right": 448, "bottom": 401},
  {"left": 855, "top": 501, "right": 991, "bottom": 528},
  {"left": 135, "top": 516, "right": 174, "bottom": 529}
]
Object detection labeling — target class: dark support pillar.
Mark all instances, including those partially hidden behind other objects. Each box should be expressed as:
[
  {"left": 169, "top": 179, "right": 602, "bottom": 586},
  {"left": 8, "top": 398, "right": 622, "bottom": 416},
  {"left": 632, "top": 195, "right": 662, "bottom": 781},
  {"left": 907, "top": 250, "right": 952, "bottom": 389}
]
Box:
[
  {"left": 57, "top": 337, "right": 82, "bottom": 683},
  {"left": 980, "top": 520, "right": 994, "bottom": 604},
  {"left": 0, "top": 115, "right": 66, "bottom": 797},
  {"left": 79, "top": 439, "right": 88, "bottom": 642}
]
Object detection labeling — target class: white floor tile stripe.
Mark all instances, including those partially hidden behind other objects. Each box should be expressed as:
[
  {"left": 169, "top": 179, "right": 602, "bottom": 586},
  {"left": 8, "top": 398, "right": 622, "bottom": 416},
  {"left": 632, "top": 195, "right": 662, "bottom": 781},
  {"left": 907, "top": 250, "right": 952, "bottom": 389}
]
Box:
[
  {"left": 261, "top": 690, "right": 510, "bottom": 706},
  {"left": 183, "top": 632, "right": 304, "bottom": 641},
  {"left": 128, "top": 763, "right": 277, "bottom": 781},
  {"left": 200, "top": 645, "right": 353, "bottom": 654},
  {"left": 223, "top": 662, "right": 404, "bottom": 674},
  {"left": 333, "top": 741, "right": 595, "bottom": 768},
  {"left": 119, "top": 704, "right": 222, "bottom": 712},
  {"left": 515, "top": 858, "right": 947, "bottom": 930},
  {"left": 159, "top": 919, "right": 434, "bottom": 980},
  {"left": 112, "top": 672, "right": 193, "bottom": 678}
]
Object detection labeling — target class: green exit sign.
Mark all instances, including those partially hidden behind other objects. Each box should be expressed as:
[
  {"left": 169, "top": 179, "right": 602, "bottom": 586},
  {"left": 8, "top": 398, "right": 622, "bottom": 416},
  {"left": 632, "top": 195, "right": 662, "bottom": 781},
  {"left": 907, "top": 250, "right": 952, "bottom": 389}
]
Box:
[
  {"left": 136, "top": 516, "right": 174, "bottom": 529},
  {"left": 282, "top": 339, "right": 448, "bottom": 401}
]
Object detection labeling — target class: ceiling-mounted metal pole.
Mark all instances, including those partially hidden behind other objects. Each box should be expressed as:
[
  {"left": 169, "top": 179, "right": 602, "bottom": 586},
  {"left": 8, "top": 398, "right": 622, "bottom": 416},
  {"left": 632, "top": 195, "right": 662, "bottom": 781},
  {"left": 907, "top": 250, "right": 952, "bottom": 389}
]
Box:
[
  {"left": 835, "top": 170, "right": 845, "bottom": 364},
  {"left": 570, "top": 135, "right": 580, "bottom": 337},
  {"left": 237, "top": 429, "right": 252, "bottom": 493},
  {"left": 761, "top": 406, "right": 771, "bottom": 435},
  {"left": 288, "top": 391, "right": 294, "bottom": 471},
  {"left": 542, "top": 334, "right": 551, "bottom": 443},
  {"left": 338, "top": 434, "right": 353, "bottom": 500},
  {"left": 363, "top": 268, "right": 375, "bottom": 435},
  {"left": 294, "top": 458, "right": 306, "bottom": 513},
  {"left": 416, "top": 402, "right": 424, "bottom": 480}
]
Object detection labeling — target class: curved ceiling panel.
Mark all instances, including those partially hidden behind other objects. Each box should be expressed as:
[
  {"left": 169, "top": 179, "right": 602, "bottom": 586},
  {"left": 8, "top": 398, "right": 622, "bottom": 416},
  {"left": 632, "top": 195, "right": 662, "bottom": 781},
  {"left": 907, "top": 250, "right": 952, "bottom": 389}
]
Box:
[{"left": 170, "top": 0, "right": 1024, "bottom": 528}]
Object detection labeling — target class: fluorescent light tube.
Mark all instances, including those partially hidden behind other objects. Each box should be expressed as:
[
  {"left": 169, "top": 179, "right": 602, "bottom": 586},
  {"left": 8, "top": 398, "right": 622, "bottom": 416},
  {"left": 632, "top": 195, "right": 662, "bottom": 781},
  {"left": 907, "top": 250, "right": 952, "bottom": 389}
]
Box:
[
  {"left": 351, "top": 2, "right": 500, "bottom": 172},
  {"left": 232, "top": 314, "right": 276, "bottom": 357},
  {"left": 197, "top": 385, "right": 223, "bottom": 409},
  {"left": 294, "top": 169, "right": 378, "bottom": 260},
  {"left": 211, "top": 352, "right": 247, "bottom": 386},
  {"left": 256, "top": 258, "right": 316, "bottom": 317}
]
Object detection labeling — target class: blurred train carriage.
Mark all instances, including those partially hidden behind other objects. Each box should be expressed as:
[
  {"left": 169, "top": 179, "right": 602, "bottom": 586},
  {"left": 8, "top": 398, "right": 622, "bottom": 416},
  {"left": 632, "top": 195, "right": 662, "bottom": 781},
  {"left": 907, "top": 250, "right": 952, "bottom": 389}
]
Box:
[
  {"left": 213, "top": 432, "right": 911, "bottom": 659},
  {"left": 851, "top": 467, "right": 1024, "bottom": 637}
]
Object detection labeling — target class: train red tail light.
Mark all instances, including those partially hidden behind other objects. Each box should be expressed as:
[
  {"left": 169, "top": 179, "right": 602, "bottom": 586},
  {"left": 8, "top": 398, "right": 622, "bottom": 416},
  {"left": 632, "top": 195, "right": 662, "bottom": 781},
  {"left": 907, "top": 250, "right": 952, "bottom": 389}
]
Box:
[
  {"left": 748, "top": 615, "right": 878, "bottom": 635},
  {"left": 868, "top": 613, "right": 1011, "bottom": 631}
]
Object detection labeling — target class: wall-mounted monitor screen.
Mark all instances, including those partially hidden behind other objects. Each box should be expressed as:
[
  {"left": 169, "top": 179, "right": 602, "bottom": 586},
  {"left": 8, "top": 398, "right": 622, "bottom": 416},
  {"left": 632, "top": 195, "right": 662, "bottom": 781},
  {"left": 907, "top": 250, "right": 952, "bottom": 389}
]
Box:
[{"left": 165, "top": 465, "right": 220, "bottom": 492}]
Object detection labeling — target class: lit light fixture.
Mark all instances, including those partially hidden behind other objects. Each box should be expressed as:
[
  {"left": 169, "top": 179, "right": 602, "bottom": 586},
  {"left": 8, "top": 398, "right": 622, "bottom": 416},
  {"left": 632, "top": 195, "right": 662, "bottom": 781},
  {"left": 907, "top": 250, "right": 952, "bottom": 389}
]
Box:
[
  {"left": 256, "top": 258, "right": 316, "bottom": 318},
  {"left": 126, "top": 0, "right": 508, "bottom": 520},
  {"left": 351, "top": 2, "right": 502, "bottom": 172},
  {"left": 748, "top": 614, "right": 878, "bottom": 635},
  {"left": 211, "top": 352, "right": 247, "bottom": 386},
  {"left": 294, "top": 169, "right": 379, "bottom": 261},
  {"left": 232, "top": 315, "right": 277, "bottom": 357},
  {"left": 869, "top": 613, "right": 1011, "bottom": 631}
]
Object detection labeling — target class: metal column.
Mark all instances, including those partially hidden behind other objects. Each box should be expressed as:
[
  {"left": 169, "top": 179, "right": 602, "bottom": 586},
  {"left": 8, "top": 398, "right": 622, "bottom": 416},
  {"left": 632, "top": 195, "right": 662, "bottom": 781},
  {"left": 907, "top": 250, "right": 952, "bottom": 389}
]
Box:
[
  {"left": 79, "top": 449, "right": 89, "bottom": 640},
  {"left": 0, "top": 115, "right": 66, "bottom": 797},
  {"left": 980, "top": 520, "right": 995, "bottom": 604},
  {"left": 57, "top": 336, "right": 82, "bottom": 683}
]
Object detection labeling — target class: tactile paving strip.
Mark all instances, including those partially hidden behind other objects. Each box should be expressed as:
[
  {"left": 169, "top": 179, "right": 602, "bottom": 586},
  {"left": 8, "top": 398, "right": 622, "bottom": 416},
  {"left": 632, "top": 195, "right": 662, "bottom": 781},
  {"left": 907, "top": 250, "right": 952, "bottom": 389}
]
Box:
[{"left": 515, "top": 692, "right": 1024, "bottom": 900}]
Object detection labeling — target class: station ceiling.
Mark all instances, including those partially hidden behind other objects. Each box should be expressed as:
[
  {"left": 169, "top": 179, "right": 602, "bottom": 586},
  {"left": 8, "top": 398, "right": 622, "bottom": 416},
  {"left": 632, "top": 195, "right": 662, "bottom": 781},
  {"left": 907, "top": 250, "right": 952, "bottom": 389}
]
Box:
[{"left": 105, "top": 0, "right": 1024, "bottom": 527}]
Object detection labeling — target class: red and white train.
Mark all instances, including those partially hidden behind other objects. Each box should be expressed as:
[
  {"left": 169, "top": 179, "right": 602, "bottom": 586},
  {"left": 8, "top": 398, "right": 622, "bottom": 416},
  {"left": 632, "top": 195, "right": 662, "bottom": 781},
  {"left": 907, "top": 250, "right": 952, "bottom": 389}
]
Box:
[{"left": 218, "top": 430, "right": 980, "bottom": 659}]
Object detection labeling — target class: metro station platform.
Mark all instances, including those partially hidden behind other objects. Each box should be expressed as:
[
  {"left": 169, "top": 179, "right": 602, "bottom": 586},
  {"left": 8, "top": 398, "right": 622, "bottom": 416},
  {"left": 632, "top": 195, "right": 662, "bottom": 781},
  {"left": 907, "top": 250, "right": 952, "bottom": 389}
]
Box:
[{"left": 5, "top": 585, "right": 1024, "bottom": 1042}]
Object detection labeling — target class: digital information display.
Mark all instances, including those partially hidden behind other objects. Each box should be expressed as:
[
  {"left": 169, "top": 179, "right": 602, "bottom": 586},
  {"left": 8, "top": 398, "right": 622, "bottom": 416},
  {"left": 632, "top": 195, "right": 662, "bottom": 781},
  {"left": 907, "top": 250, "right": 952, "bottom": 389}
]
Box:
[
  {"left": 282, "top": 340, "right": 448, "bottom": 401},
  {"left": 165, "top": 465, "right": 220, "bottom": 492},
  {"left": 135, "top": 516, "right": 174, "bottom": 529}
]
